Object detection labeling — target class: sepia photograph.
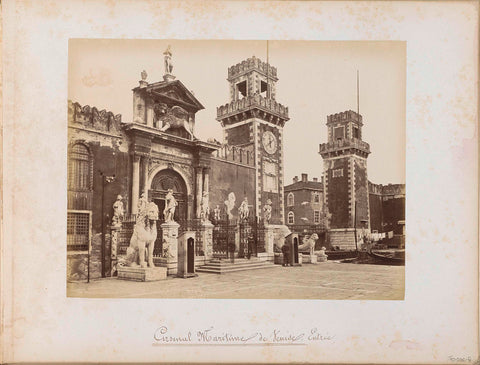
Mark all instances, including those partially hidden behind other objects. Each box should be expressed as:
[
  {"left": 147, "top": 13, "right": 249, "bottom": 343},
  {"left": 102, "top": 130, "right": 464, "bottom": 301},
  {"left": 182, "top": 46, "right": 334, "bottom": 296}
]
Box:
[{"left": 67, "top": 39, "right": 405, "bottom": 299}]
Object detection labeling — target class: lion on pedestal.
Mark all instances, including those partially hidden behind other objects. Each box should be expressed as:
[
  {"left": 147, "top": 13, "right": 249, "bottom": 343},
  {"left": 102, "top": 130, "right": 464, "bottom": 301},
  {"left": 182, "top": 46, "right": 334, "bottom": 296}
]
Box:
[
  {"left": 298, "top": 233, "right": 319, "bottom": 256},
  {"left": 124, "top": 202, "right": 159, "bottom": 268}
]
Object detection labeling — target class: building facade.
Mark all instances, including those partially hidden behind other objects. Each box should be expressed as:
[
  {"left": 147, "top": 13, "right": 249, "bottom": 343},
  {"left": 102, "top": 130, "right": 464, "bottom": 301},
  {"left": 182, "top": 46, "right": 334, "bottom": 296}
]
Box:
[
  {"left": 67, "top": 54, "right": 290, "bottom": 281},
  {"left": 319, "top": 110, "right": 371, "bottom": 250},
  {"left": 284, "top": 173, "right": 324, "bottom": 226}
]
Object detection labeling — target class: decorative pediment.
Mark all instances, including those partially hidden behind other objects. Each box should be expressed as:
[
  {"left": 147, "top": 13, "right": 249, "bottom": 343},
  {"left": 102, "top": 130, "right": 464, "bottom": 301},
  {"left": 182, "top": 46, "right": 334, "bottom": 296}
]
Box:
[{"left": 145, "top": 80, "right": 204, "bottom": 113}]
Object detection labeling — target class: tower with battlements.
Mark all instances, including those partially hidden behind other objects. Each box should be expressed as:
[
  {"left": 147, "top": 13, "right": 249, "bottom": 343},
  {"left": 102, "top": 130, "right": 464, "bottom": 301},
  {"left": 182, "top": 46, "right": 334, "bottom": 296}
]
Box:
[
  {"left": 319, "top": 110, "right": 371, "bottom": 249},
  {"left": 216, "top": 56, "right": 290, "bottom": 224}
]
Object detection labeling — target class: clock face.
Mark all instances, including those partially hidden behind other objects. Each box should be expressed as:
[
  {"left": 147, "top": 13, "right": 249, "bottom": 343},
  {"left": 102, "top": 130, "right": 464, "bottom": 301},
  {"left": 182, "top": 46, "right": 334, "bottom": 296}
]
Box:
[{"left": 262, "top": 131, "right": 277, "bottom": 154}]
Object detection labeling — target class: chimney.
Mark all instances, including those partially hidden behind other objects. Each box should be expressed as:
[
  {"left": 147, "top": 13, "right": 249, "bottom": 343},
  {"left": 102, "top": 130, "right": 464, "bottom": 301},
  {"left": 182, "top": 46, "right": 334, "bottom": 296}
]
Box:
[
  {"left": 301, "top": 173, "right": 308, "bottom": 182},
  {"left": 313, "top": 177, "right": 318, "bottom": 182},
  {"left": 293, "top": 176, "right": 299, "bottom": 183}
]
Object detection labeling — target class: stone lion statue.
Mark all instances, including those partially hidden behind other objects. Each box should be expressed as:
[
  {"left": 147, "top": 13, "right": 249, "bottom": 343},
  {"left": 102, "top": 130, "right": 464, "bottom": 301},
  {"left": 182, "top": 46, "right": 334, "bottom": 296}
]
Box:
[
  {"left": 124, "top": 201, "right": 159, "bottom": 268},
  {"left": 298, "top": 233, "right": 319, "bottom": 256}
]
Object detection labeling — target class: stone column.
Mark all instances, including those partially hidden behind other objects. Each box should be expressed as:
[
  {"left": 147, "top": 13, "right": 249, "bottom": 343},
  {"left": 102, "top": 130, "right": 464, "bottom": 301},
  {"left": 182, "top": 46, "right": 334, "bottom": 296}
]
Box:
[
  {"left": 161, "top": 221, "right": 180, "bottom": 275},
  {"left": 195, "top": 167, "right": 203, "bottom": 219},
  {"left": 131, "top": 155, "right": 141, "bottom": 214},
  {"left": 203, "top": 167, "right": 210, "bottom": 195},
  {"left": 142, "top": 156, "right": 149, "bottom": 196},
  {"left": 201, "top": 221, "right": 214, "bottom": 260}
]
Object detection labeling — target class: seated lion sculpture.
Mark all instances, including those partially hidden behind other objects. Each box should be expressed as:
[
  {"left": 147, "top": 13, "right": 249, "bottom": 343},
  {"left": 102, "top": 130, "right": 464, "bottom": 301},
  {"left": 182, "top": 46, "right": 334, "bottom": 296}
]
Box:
[
  {"left": 124, "top": 201, "right": 159, "bottom": 268},
  {"left": 298, "top": 233, "right": 319, "bottom": 256}
]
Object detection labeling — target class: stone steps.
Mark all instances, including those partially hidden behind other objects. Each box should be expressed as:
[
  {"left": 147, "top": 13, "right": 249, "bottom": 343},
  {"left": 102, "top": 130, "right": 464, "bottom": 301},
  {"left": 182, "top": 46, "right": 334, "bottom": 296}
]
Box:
[{"left": 196, "top": 258, "right": 276, "bottom": 274}]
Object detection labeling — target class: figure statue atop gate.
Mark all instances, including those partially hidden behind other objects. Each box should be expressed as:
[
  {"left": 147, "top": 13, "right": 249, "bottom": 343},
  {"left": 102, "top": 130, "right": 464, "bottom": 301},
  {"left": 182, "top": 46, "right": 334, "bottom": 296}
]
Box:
[
  {"left": 200, "top": 191, "right": 210, "bottom": 222},
  {"left": 163, "top": 189, "right": 178, "bottom": 222},
  {"left": 164, "top": 45, "right": 173, "bottom": 75},
  {"left": 263, "top": 199, "right": 272, "bottom": 224},
  {"left": 239, "top": 197, "right": 250, "bottom": 221},
  {"left": 112, "top": 195, "right": 124, "bottom": 227}
]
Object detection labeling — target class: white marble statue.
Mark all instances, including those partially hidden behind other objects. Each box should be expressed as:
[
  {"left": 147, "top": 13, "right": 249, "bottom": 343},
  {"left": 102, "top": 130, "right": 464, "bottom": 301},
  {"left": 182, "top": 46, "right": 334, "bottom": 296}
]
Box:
[
  {"left": 239, "top": 197, "right": 249, "bottom": 221},
  {"left": 112, "top": 195, "right": 124, "bottom": 227},
  {"left": 263, "top": 199, "right": 272, "bottom": 224},
  {"left": 163, "top": 189, "right": 178, "bottom": 222},
  {"left": 298, "top": 233, "right": 319, "bottom": 256},
  {"left": 213, "top": 205, "right": 221, "bottom": 222},
  {"left": 124, "top": 201, "right": 159, "bottom": 268},
  {"left": 137, "top": 191, "right": 148, "bottom": 214},
  {"left": 224, "top": 192, "right": 236, "bottom": 220},
  {"left": 200, "top": 191, "right": 210, "bottom": 222},
  {"left": 164, "top": 45, "right": 173, "bottom": 75}
]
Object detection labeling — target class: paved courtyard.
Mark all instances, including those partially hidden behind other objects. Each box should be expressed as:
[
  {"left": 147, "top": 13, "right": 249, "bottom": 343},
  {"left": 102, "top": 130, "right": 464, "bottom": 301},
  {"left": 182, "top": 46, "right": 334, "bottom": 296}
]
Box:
[{"left": 67, "top": 262, "right": 404, "bottom": 300}]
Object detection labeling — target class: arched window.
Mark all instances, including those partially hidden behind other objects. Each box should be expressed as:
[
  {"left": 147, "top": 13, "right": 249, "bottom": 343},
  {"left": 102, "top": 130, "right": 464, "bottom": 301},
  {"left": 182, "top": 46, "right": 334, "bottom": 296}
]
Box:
[
  {"left": 287, "top": 192, "right": 294, "bottom": 207},
  {"left": 68, "top": 143, "right": 92, "bottom": 191},
  {"left": 313, "top": 192, "right": 320, "bottom": 203},
  {"left": 288, "top": 211, "right": 294, "bottom": 225}
]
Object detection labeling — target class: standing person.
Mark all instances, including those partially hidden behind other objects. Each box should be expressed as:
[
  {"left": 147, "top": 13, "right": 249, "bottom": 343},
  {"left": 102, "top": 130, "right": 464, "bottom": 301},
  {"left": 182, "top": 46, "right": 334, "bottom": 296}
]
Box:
[{"left": 281, "top": 242, "right": 290, "bottom": 267}]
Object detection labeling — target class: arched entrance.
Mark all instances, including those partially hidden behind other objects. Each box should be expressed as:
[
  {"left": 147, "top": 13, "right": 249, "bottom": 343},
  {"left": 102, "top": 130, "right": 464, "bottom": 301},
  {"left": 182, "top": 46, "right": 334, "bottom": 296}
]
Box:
[{"left": 149, "top": 169, "right": 188, "bottom": 223}]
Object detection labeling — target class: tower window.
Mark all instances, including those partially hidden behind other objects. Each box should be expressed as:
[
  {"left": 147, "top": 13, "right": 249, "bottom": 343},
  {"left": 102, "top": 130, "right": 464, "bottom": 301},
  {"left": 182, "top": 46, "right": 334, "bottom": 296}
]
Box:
[
  {"left": 260, "top": 80, "right": 268, "bottom": 97},
  {"left": 334, "top": 126, "right": 345, "bottom": 141},
  {"left": 314, "top": 210, "right": 320, "bottom": 223},
  {"left": 236, "top": 81, "right": 247, "bottom": 99},
  {"left": 353, "top": 126, "right": 359, "bottom": 139}
]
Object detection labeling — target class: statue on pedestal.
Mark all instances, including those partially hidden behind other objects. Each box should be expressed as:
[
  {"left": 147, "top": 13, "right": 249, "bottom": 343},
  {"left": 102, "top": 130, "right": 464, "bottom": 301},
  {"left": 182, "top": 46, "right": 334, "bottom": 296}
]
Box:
[
  {"left": 224, "top": 192, "right": 236, "bottom": 220},
  {"left": 164, "top": 45, "right": 173, "bottom": 75},
  {"left": 213, "top": 205, "right": 221, "bottom": 222},
  {"left": 137, "top": 191, "right": 148, "bottom": 214},
  {"left": 239, "top": 197, "right": 249, "bottom": 221},
  {"left": 112, "top": 195, "right": 124, "bottom": 227},
  {"left": 124, "top": 201, "right": 159, "bottom": 268},
  {"left": 298, "top": 233, "right": 319, "bottom": 256},
  {"left": 263, "top": 199, "right": 272, "bottom": 224},
  {"left": 200, "top": 191, "right": 210, "bottom": 222},
  {"left": 163, "top": 189, "right": 178, "bottom": 223}
]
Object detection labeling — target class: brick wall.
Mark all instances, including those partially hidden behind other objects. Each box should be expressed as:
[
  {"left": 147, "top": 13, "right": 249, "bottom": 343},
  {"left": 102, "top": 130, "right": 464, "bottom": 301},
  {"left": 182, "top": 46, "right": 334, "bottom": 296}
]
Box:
[
  {"left": 327, "top": 158, "right": 350, "bottom": 228},
  {"left": 209, "top": 158, "right": 256, "bottom": 218}
]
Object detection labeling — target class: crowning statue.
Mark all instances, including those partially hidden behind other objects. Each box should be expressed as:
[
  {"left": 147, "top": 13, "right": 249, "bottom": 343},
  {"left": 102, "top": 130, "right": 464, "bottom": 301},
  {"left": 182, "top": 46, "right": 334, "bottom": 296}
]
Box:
[
  {"left": 263, "top": 199, "right": 272, "bottom": 224},
  {"left": 164, "top": 45, "right": 173, "bottom": 75},
  {"left": 163, "top": 189, "right": 178, "bottom": 222},
  {"left": 112, "top": 195, "right": 124, "bottom": 227},
  {"left": 200, "top": 191, "right": 210, "bottom": 222},
  {"left": 124, "top": 201, "right": 159, "bottom": 268},
  {"left": 224, "top": 192, "right": 236, "bottom": 220},
  {"left": 239, "top": 197, "right": 249, "bottom": 221}
]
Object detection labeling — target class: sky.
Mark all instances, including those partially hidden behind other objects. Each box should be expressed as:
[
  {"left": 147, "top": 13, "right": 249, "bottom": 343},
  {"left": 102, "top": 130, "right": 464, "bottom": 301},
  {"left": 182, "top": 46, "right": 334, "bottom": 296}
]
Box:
[{"left": 69, "top": 39, "right": 405, "bottom": 185}]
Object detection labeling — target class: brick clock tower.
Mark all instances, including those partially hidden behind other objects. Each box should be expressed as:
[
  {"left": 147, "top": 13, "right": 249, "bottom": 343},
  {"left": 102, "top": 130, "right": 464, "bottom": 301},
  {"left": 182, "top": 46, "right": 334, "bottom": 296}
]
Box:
[
  {"left": 319, "top": 110, "right": 371, "bottom": 249},
  {"left": 216, "top": 57, "right": 290, "bottom": 224}
]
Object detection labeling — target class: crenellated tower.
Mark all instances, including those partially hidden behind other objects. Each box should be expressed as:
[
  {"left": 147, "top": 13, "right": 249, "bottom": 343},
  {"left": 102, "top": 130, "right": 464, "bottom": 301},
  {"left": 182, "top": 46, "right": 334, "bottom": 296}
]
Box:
[
  {"left": 319, "top": 110, "right": 371, "bottom": 249},
  {"left": 216, "top": 56, "right": 290, "bottom": 224}
]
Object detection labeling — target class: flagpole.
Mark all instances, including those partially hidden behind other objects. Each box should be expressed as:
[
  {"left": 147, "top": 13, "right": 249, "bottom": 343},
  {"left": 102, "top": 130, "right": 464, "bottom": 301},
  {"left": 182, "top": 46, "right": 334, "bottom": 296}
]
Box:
[{"left": 357, "top": 70, "right": 359, "bottom": 116}]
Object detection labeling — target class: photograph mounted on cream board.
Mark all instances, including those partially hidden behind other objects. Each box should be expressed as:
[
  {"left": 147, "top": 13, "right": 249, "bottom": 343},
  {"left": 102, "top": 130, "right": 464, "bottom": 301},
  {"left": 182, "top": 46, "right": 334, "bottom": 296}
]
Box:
[
  {"left": 2, "top": 0, "right": 478, "bottom": 364},
  {"left": 66, "top": 39, "right": 406, "bottom": 300}
]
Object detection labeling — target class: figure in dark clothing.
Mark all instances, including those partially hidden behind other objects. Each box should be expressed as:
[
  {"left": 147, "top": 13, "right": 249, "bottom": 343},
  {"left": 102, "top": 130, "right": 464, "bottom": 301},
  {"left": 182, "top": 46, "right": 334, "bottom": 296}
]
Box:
[{"left": 281, "top": 243, "right": 290, "bottom": 267}]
